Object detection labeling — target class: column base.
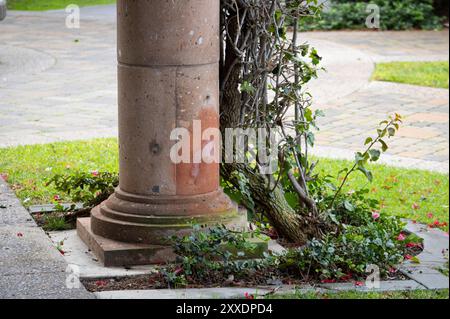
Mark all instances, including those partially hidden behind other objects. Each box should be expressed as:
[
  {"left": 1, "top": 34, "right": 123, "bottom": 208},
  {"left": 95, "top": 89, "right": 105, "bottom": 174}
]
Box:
[
  {"left": 77, "top": 189, "right": 249, "bottom": 267},
  {"left": 77, "top": 218, "right": 175, "bottom": 267}
]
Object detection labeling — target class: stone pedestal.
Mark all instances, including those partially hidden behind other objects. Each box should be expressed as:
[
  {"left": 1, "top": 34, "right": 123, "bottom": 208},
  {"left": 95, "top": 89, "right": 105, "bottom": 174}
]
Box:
[{"left": 78, "top": 0, "right": 246, "bottom": 267}]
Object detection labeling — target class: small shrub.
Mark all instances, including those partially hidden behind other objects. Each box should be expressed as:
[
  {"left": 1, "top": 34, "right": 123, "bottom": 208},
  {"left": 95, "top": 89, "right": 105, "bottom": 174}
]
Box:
[{"left": 300, "top": 0, "right": 444, "bottom": 31}]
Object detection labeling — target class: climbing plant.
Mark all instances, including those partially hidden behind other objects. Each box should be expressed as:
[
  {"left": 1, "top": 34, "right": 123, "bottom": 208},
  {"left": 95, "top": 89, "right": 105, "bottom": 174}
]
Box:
[{"left": 219, "top": 0, "right": 401, "bottom": 243}]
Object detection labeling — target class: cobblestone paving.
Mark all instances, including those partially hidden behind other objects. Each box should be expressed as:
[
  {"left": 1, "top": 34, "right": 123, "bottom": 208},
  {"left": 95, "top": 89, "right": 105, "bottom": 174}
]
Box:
[
  {"left": 302, "top": 31, "right": 449, "bottom": 172},
  {"left": 0, "top": 8, "right": 448, "bottom": 172},
  {"left": 0, "top": 11, "right": 117, "bottom": 146}
]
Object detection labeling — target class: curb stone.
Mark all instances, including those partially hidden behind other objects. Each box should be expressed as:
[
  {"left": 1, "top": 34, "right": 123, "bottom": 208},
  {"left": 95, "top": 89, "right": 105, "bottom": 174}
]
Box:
[{"left": 0, "top": 179, "right": 94, "bottom": 299}]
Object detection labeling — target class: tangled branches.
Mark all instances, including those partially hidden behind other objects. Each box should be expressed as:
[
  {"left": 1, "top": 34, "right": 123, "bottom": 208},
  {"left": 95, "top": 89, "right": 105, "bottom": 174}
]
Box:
[{"left": 219, "top": 0, "right": 326, "bottom": 243}]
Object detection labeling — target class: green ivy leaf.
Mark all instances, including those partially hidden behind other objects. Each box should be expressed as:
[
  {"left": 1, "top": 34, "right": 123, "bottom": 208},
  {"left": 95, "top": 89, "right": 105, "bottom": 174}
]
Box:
[
  {"left": 358, "top": 166, "right": 373, "bottom": 182},
  {"left": 344, "top": 200, "right": 355, "bottom": 212},
  {"left": 388, "top": 127, "right": 396, "bottom": 137},
  {"left": 307, "top": 132, "right": 315, "bottom": 147},
  {"left": 379, "top": 139, "right": 389, "bottom": 152},
  {"left": 369, "top": 149, "right": 381, "bottom": 162},
  {"left": 365, "top": 137, "right": 373, "bottom": 145}
]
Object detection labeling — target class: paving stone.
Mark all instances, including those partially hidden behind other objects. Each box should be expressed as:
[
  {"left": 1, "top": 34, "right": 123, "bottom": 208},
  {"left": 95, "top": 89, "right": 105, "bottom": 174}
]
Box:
[
  {"left": 0, "top": 272, "right": 94, "bottom": 299},
  {"left": 48, "top": 230, "right": 160, "bottom": 279},
  {"left": 399, "top": 221, "right": 450, "bottom": 290},
  {"left": 399, "top": 269, "right": 449, "bottom": 290},
  {"left": 95, "top": 288, "right": 273, "bottom": 300},
  {"left": 319, "top": 280, "right": 426, "bottom": 292},
  {"left": 406, "top": 113, "right": 449, "bottom": 124},
  {"left": 405, "top": 221, "right": 449, "bottom": 261},
  {"left": 0, "top": 226, "right": 68, "bottom": 276}
]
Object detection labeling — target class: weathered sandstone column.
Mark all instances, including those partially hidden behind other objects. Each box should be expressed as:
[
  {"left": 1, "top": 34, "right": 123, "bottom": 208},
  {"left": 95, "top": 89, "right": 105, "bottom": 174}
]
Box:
[{"left": 78, "top": 0, "right": 245, "bottom": 266}]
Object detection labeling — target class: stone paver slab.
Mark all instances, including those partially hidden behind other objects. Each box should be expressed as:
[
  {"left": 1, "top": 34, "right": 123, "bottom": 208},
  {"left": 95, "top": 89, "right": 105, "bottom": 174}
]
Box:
[
  {"left": 95, "top": 288, "right": 272, "bottom": 300},
  {"left": 319, "top": 280, "right": 426, "bottom": 292}
]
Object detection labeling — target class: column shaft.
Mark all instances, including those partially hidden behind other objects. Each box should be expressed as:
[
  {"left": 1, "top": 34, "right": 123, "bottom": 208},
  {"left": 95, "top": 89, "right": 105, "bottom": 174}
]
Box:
[{"left": 77, "top": 0, "right": 246, "bottom": 266}]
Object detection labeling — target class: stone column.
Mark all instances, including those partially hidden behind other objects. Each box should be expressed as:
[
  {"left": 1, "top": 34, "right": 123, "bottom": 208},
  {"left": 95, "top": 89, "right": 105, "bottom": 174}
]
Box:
[{"left": 78, "top": 0, "right": 245, "bottom": 267}]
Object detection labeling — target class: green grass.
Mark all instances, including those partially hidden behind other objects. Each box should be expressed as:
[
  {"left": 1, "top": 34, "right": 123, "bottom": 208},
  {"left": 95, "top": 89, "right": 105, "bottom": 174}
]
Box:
[
  {"left": 42, "top": 214, "right": 71, "bottom": 231},
  {"left": 0, "top": 138, "right": 448, "bottom": 231},
  {"left": 268, "top": 289, "right": 449, "bottom": 299},
  {"left": 372, "top": 61, "right": 449, "bottom": 89},
  {"left": 0, "top": 138, "right": 118, "bottom": 206},
  {"left": 317, "top": 158, "right": 449, "bottom": 231},
  {"left": 8, "top": 0, "right": 115, "bottom": 11}
]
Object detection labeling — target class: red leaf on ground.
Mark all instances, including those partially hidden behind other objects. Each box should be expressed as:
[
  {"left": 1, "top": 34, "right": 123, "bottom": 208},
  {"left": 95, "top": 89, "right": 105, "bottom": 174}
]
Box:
[
  {"left": 321, "top": 279, "right": 336, "bottom": 284},
  {"left": 95, "top": 280, "right": 107, "bottom": 287},
  {"left": 244, "top": 292, "right": 255, "bottom": 300}
]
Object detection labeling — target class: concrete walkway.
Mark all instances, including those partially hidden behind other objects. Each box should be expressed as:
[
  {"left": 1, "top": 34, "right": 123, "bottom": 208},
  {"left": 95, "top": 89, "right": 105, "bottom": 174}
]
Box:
[
  {"left": 0, "top": 7, "right": 448, "bottom": 172},
  {"left": 0, "top": 179, "right": 92, "bottom": 299}
]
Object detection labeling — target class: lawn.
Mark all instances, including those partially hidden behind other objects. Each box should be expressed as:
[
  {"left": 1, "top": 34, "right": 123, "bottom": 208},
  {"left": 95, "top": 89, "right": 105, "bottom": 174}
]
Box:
[
  {"left": 372, "top": 61, "right": 449, "bottom": 89},
  {"left": 0, "top": 138, "right": 448, "bottom": 231},
  {"left": 7, "top": 0, "right": 115, "bottom": 11},
  {"left": 268, "top": 289, "right": 449, "bottom": 299}
]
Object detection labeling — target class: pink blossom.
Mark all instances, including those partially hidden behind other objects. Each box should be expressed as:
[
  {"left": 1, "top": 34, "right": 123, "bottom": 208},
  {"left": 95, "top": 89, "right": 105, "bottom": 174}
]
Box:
[
  {"left": 53, "top": 195, "right": 61, "bottom": 201},
  {"left": 372, "top": 212, "right": 380, "bottom": 220},
  {"left": 397, "top": 233, "right": 406, "bottom": 241},
  {"left": 91, "top": 170, "right": 100, "bottom": 177},
  {"left": 427, "top": 213, "right": 434, "bottom": 219}
]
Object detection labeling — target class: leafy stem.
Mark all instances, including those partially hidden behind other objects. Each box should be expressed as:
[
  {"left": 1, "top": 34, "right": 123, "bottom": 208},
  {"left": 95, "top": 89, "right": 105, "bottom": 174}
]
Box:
[{"left": 330, "top": 114, "right": 403, "bottom": 208}]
